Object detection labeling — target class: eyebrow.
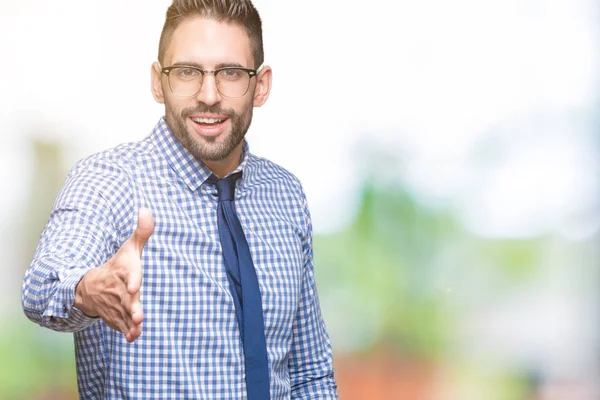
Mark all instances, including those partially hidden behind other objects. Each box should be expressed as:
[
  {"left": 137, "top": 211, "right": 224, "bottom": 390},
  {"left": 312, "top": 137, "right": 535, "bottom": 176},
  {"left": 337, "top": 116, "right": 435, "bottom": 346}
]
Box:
[{"left": 170, "top": 61, "right": 248, "bottom": 69}]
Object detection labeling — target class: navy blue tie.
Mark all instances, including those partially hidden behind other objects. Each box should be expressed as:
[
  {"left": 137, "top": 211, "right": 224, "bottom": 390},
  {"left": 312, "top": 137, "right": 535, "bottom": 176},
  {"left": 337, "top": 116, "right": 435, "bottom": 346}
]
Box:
[{"left": 209, "top": 172, "right": 270, "bottom": 399}]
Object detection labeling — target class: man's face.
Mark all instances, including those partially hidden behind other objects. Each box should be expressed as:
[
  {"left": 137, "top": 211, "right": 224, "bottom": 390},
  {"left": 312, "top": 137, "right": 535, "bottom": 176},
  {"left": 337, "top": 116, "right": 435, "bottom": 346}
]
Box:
[{"left": 152, "top": 17, "right": 268, "bottom": 165}]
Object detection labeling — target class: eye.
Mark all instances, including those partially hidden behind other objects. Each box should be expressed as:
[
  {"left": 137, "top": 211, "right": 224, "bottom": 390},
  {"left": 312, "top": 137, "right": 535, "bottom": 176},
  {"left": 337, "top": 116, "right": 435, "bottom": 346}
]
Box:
[
  {"left": 174, "top": 67, "right": 201, "bottom": 79},
  {"left": 218, "top": 68, "right": 244, "bottom": 80}
]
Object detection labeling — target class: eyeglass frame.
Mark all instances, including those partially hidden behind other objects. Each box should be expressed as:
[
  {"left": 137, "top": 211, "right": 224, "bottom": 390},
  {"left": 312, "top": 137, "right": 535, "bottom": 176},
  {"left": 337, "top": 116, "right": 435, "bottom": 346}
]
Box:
[{"left": 160, "top": 64, "right": 259, "bottom": 98}]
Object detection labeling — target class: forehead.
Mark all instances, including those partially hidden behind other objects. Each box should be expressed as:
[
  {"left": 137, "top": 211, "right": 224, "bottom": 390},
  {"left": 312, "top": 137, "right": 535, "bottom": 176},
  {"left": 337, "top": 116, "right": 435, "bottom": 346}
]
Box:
[{"left": 165, "top": 17, "right": 254, "bottom": 67}]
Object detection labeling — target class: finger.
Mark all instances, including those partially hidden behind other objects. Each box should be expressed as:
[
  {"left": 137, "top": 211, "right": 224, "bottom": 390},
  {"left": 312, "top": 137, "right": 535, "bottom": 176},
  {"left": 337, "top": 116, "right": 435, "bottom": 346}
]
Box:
[
  {"left": 108, "top": 316, "right": 129, "bottom": 339},
  {"left": 128, "top": 323, "right": 143, "bottom": 342},
  {"left": 124, "top": 308, "right": 142, "bottom": 343},
  {"left": 121, "top": 292, "right": 143, "bottom": 338},
  {"left": 129, "top": 293, "right": 144, "bottom": 325},
  {"left": 114, "top": 307, "right": 138, "bottom": 343},
  {"left": 132, "top": 208, "right": 154, "bottom": 256},
  {"left": 114, "top": 292, "right": 136, "bottom": 331},
  {"left": 126, "top": 262, "right": 143, "bottom": 295}
]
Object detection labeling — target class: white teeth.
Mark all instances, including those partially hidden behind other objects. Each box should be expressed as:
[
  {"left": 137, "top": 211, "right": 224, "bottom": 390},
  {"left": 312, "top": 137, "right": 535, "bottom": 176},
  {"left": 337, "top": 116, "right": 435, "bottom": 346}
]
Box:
[{"left": 192, "top": 117, "right": 224, "bottom": 124}]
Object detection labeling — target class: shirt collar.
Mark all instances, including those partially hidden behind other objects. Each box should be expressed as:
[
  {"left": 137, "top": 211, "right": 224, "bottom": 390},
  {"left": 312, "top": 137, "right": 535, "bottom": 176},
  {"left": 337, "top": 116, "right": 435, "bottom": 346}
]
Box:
[{"left": 151, "top": 117, "right": 253, "bottom": 192}]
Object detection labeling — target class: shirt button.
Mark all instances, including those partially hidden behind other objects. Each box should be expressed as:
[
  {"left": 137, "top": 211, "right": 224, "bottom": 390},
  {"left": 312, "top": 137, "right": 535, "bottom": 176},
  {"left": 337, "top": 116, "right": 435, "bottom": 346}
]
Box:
[{"left": 63, "top": 305, "right": 68, "bottom": 313}]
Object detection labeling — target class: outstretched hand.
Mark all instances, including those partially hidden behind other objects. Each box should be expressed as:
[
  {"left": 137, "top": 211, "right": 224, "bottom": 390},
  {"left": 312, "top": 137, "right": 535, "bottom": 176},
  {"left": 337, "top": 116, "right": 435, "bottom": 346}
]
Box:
[{"left": 75, "top": 208, "right": 154, "bottom": 342}]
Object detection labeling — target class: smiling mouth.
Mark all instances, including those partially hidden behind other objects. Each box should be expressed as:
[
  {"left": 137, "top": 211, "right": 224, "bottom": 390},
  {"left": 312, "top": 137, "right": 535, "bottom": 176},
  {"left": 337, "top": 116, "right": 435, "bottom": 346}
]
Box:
[
  {"left": 188, "top": 116, "right": 229, "bottom": 137},
  {"left": 191, "top": 117, "right": 226, "bottom": 126}
]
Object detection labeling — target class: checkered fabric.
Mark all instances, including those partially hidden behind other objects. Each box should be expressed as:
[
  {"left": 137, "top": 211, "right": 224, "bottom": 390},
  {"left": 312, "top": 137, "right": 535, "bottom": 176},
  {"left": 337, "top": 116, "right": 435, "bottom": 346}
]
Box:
[{"left": 22, "top": 118, "right": 337, "bottom": 399}]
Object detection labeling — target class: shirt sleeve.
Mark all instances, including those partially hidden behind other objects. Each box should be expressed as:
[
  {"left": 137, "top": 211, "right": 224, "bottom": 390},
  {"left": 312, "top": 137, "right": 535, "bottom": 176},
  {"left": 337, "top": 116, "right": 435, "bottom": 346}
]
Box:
[
  {"left": 289, "top": 189, "right": 338, "bottom": 399},
  {"left": 21, "top": 159, "right": 132, "bottom": 332}
]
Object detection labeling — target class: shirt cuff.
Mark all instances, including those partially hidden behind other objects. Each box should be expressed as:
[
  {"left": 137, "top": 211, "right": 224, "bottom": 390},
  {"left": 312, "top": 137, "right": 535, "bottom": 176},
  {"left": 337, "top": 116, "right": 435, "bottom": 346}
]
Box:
[{"left": 42, "top": 261, "right": 99, "bottom": 330}]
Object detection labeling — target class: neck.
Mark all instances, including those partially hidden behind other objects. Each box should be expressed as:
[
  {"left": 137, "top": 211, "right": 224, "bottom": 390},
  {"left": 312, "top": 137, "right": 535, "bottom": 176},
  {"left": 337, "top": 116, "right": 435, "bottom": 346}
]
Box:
[{"left": 202, "top": 144, "right": 243, "bottom": 178}]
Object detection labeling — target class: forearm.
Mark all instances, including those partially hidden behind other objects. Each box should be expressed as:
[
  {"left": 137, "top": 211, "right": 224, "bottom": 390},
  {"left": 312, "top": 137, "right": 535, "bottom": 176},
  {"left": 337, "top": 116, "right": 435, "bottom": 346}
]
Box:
[
  {"left": 291, "top": 371, "right": 337, "bottom": 399},
  {"left": 22, "top": 257, "right": 98, "bottom": 332},
  {"left": 289, "top": 187, "right": 338, "bottom": 398},
  {"left": 289, "top": 315, "right": 338, "bottom": 399},
  {"left": 288, "top": 258, "right": 337, "bottom": 398},
  {"left": 21, "top": 159, "right": 131, "bottom": 332}
]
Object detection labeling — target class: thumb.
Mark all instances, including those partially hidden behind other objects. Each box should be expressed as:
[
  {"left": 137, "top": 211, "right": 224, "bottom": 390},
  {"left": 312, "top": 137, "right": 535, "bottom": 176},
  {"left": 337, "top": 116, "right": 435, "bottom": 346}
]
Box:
[{"left": 132, "top": 208, "right": 154, "bottom": 256}]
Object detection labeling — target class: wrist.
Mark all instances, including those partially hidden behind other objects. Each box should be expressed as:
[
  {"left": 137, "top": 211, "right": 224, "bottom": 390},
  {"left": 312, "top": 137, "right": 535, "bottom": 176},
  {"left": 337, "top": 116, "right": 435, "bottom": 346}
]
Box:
[{"left": 74, "top": 269, "right": 99, "bottom": 318}]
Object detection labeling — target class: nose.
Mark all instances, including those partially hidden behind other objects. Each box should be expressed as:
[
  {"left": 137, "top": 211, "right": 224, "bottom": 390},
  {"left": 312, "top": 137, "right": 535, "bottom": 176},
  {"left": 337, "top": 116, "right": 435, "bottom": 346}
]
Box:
[{"left": 195, "top": 73, "right": 222, "bottom": 106}]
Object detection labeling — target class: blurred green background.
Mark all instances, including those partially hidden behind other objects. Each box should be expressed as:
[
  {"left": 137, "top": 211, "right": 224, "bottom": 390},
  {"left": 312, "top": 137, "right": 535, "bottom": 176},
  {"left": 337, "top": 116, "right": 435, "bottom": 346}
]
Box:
[{"left": 1, "top": 0, "right": 599, "bottom": 399}]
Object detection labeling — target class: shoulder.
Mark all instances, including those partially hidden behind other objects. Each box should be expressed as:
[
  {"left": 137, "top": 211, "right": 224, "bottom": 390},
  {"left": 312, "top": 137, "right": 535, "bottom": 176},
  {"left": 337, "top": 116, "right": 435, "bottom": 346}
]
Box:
[
  {"left": 245, "top": 153, "right": 312, "bottom": 231},
  {"left": 56, "top": 137, "right": 157, "bottom": 232},
  {"left": 69, "top": 136, "right": 156, "bottom": 179},
  {"left": 59, "top": 136, "right": 158, "bottom": 210},
  {"left": 246, "top": 153, "right": 306, "bottom": 197}
]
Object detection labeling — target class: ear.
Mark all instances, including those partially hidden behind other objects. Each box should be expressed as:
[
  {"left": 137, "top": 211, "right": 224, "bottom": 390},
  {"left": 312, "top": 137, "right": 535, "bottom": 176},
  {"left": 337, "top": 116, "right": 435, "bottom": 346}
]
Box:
[
  {"left": 151, "top": 62, "right": 165, "bottom": 104},
  {"left": 253, "top": 65, "right": 272, "bottom": 107}
]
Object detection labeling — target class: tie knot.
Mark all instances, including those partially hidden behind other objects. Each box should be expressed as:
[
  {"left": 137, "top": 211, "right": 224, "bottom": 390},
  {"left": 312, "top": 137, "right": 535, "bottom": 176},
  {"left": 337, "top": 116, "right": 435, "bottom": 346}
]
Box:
[{"left": 210, "top": 172, "right": 242, "bottom": 202}]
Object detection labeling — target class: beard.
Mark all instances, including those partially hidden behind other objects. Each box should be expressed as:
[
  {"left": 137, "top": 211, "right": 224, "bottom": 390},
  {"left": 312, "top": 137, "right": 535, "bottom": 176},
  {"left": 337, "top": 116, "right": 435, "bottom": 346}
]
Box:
[{"left": 165, "top": 100, "right": 253, "bottom": 162}]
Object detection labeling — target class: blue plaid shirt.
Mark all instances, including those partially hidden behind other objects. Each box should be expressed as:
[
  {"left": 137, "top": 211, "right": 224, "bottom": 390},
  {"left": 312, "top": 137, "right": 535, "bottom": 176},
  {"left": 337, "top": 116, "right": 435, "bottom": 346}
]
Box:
[{"left": 22, "top": 118, "right": 337, "bottom": 399}]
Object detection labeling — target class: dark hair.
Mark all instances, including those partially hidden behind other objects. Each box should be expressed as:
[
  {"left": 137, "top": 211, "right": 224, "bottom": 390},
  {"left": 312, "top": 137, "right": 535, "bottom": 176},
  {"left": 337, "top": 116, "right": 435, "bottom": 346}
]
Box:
[{"left": 158, "top": 0, "right": 264, "bottom": 68}]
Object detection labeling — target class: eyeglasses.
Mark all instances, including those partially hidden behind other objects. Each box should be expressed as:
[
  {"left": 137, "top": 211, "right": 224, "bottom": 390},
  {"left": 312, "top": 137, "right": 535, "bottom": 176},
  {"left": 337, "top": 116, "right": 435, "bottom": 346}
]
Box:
[{"left": 161, "top": 65, "right": 258, "bottom": 98}]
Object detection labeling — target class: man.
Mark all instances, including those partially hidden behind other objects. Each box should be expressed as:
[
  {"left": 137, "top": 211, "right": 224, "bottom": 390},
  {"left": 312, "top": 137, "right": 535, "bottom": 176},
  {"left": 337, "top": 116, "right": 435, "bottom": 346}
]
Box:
[{"left": 21, "top": 0, "right": 338, "bottom": 398}]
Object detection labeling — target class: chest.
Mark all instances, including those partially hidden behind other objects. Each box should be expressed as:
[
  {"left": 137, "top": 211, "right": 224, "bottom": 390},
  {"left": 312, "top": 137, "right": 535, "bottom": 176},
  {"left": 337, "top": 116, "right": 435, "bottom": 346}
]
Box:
[{"left": 133, "top": 177, "right": 305, "bottom": 337}]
